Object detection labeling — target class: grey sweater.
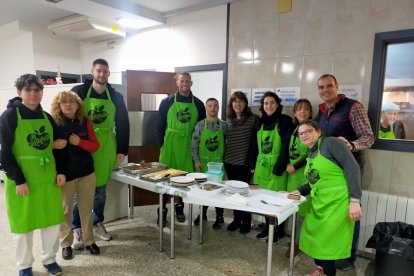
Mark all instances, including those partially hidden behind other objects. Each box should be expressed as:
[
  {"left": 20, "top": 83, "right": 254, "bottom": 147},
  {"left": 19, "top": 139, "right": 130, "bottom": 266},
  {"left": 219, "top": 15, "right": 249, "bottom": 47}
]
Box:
[{"left": 298, "top": 137, "right": 362, "bottom": 199}]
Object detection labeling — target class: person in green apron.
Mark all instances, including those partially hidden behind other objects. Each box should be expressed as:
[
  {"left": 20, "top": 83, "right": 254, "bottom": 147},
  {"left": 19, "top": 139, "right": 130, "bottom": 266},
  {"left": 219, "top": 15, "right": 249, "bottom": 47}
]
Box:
[
  {"left": 0, "top": 74, "right": 65, "bottom": 276},
  {"left": 191, "top": 98, "right": 227, "bottom": 228},
  {"left": 158, "top": 72, "right": 206, "bottom": 225},
  {"left": 251, "top": 92, "right": 293, "bottom": 241},
  {"left": 71, "top": 59, "right": 130, "bottom": 244},
  {"left": 379, "top": 101, "right": 405, "bottom": 139},
  {"left": 291, "top": 120, "right": 362, "bottom": 276},
  {"left": 285, "top": 99, "right": 312, "bottom": 257}
]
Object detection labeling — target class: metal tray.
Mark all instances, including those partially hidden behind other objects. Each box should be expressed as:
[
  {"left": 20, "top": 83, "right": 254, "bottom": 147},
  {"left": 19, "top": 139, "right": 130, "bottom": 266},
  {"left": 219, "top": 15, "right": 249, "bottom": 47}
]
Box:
[
  {"left": 122, "top": 162, "right": 167, "bottom": 176},
  {"left": 139, "top": 168, "right": 188, "bottom": 182}
]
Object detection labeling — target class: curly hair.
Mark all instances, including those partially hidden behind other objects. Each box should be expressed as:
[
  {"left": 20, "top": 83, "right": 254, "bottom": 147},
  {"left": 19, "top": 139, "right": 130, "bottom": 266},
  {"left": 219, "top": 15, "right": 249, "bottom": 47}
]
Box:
[
  {"left": 259, "top": 91, "right": 283, "bottom": 116},
  {"left": 227, "top": 91, "right": 252, "bottom": 119},
  {"left": 51, "top": 91, "right": 86, "bottom": 126}
]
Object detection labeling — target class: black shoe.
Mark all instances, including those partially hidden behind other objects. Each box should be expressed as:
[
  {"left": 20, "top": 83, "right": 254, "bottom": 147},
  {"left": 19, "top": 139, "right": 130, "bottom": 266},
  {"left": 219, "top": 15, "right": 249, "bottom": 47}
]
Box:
[
  {"left": 194, "top": 215, "right": 207, "bottom": 226},
  {"left": 266, "top": 234, "right": 281, "bottom": 244},
  {"left": 239, "top": 224, "right": 251, "bottom": 234},
  {"left": 62, "top": 247, "right": 72, "bottom": 260},
  {"left": 212, "top": 217, "right": 224, "bottom": 229},
  {"left": 175, "top": 203, "right": 186, "bottom": 222},
  {"left": 227, "top": 220, "right": 241, "bottom": 232},
  {"left": 256, "top": 228, "right": 268, "bottom": 240},
  {"left": 86, "top": 243, "right": 100, "bottom": 255},
  {"left": 336, "top": 259, "right": 353, "bottom": 271},
  {"left": 157, "top": 207, "right": 168, "bottom": 227}
]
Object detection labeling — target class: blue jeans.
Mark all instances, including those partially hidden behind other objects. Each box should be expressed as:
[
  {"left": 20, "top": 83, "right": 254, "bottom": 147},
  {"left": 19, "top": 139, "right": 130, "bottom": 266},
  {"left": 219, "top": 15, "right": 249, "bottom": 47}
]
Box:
[{"left": 72, "top": 185, "right": 106, "bottom": 229}]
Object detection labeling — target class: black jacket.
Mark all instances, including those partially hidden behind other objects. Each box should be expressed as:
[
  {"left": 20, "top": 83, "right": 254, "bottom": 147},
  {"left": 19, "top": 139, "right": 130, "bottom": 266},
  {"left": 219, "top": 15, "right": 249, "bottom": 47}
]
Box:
[
  {"left": 0, "top": 97, "right": 64, "bottom": 185},
  {"left": 71, "top": 80, "right": 130, "bottom": 155}
]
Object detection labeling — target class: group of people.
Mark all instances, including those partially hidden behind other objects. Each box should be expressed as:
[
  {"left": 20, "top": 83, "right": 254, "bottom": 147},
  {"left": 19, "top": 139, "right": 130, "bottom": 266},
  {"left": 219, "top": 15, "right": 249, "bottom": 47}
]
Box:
[
  {"left": 0, "top": 59, "right": 130, "bottom": 276},
  {"left": 159, "top": 73, "right": 374, "bottom": 276},
  {"left": 1, "top": 66, "right": 374, "bottom": 276}
]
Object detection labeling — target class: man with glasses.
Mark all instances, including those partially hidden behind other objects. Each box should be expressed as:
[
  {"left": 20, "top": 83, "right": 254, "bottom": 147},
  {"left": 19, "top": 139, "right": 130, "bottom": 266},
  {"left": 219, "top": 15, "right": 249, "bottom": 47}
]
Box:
[
  {"left": 71, "top": 59, "right": 130, "bottom": 246},
  {"left": 315, "top": 74, "right": 374, "bottom": 271}
]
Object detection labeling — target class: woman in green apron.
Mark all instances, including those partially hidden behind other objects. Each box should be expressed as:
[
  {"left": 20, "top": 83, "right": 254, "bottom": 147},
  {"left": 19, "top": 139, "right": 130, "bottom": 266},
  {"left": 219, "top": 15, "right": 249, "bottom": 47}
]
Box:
[
  {"left": 292, "top": 120, "right": 362, "bottom": 276},
  {"left": 252, "top": 92, "right": 293, "bottom": 242},
  {"left": 285, "top": 99, "right": 312, "bottom": 257},
  {"left": 0, "top": 74, "right": 65, "bottom": 276}
]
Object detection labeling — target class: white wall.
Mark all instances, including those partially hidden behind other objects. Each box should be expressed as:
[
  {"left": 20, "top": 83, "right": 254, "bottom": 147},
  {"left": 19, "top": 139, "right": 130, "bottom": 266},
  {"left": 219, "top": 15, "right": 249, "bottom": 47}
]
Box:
[
  {"left": 0, "top": 22, "right": 34, "bottom": 88},
  {"left": 79, "top": 5, "right": 227, "bottom": 80}
]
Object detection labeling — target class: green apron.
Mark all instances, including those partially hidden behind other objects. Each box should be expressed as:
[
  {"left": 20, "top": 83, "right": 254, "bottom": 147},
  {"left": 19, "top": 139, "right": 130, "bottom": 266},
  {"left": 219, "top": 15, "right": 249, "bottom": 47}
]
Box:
[
  {"left": 159, "top": 95, "right": 198, "bottom": 172},
  {"left": 379, "top": 127, "right": 395, "bottom": 139},
  {"left": 287, "top": 127, "right": 310, "bottom": 217},
  {"left": 199, "top": 120, "right": 224, "bottom": 172},
  {"left": 4, "top": 108, "right": 64, "bottom": 234},
  {"left": 252, "top": 123, "right": 287, "bottom": 191},
  {"left": 84, "top": 85, "right": 116, "bottom": 186},
  {"left": 299, "top": 138, "right": 354, "bottom": 260}
]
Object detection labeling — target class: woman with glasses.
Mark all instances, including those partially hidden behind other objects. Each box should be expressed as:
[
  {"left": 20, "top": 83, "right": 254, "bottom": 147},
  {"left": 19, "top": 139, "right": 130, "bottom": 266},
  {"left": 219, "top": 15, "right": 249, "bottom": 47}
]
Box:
[
  {"left": 51, "top": 91, "right": 101, "bottom": 260},
  {"left": 292, "top": 120, "right": 362, "bottom": 276}
]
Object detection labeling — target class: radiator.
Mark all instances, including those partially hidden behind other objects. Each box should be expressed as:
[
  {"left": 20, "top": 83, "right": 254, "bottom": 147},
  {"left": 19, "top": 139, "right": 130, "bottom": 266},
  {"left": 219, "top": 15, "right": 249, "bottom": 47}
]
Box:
[{"left": 359, "top": 190, "right": 414, "bottom": 253}]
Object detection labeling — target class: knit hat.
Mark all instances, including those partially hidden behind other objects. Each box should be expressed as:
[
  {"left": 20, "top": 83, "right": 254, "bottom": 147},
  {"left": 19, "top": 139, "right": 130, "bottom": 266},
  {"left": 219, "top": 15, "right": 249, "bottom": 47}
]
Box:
[{"left": 382, "top": 102, "right": 399, "bottom": 112}]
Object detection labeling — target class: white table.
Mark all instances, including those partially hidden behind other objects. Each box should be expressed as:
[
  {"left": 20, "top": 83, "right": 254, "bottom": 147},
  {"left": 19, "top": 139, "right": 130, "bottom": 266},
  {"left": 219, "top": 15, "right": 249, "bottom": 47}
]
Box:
[{"left": 111, "top": 172, "right": 302, "bottom": 276}]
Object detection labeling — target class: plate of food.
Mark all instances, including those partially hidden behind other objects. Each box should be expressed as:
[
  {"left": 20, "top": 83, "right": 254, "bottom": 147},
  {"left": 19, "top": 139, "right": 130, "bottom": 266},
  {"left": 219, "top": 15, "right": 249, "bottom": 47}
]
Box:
[
  {"left": 170, "top": 176, "right": 195, "bottom": 187},
  {"left": 140, "top": 168, "right": 187, "bottom": 182}
]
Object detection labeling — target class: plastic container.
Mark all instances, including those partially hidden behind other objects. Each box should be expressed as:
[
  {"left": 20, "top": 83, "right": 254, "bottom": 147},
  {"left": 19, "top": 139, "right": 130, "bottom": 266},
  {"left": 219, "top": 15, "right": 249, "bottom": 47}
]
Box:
[
  {"left": 206, "top": 171, "right": 224, "bottom": 182},
  {"left": 207, "top": 162, "right": 223, "bottom": 174}
]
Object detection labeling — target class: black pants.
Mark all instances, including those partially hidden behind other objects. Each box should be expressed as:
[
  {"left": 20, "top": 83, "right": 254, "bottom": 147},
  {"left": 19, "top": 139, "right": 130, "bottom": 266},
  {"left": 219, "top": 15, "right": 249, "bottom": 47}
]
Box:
[
  {"left": 224, "top": 163, "right": 253, "bottom": 226},
  {"left": 314, "top": 259, "right": 336, "bottom": 276},
  {"left": 162, "top": 194, "right": 183, "bottom": 209}
]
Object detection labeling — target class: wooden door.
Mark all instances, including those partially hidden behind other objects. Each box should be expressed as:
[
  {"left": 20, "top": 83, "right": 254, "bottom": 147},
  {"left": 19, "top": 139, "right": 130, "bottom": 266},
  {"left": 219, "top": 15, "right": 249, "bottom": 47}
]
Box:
[{"left": 127, "top": 70, "right": 177, "bottom": 206}]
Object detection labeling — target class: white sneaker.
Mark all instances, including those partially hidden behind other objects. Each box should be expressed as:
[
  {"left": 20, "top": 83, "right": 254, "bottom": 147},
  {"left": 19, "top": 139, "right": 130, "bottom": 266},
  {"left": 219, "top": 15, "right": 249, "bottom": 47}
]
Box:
[
  {"left": 73, "top": 228, "right": 84, "bottom": 250},
  {"left": 93, "top": 222, "right": 111, "bottom": 241}
]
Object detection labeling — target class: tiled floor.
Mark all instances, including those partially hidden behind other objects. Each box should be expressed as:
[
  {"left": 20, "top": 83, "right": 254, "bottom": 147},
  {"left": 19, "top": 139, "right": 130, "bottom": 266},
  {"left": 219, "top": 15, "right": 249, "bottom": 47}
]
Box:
[{"left": 0, "top": 183, "right": 375, "bottom": 275}]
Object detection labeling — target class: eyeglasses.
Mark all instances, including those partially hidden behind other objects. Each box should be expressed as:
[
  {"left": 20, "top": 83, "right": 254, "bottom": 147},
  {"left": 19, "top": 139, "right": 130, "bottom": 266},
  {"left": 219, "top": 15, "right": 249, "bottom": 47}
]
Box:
[
  {"left": 298, "top": 128, "right": 313, "bottom": 137},
  {"left": 60, "top": 100, "right": 77, "bottom": 105}
]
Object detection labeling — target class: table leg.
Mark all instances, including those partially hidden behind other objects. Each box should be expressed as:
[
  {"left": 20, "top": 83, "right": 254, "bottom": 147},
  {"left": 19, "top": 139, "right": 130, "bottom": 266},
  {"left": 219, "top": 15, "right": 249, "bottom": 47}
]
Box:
[
  {"left": 288, "top": 213, "right": 297, "bottom": 276},
  {"left": 128, "top": 185, "right": 134, "bottom": 219},
  {"left": 159, "top": 193, "right": 164, "bottom": 252},
  {"left": 187, "top": 203, "right": 193, "bottom": 240},
  {"left": 199, "top": 205, "right": 204, "bottom": 244},
  {"left": 266, "top": 217, "right": 276, "bottom": 276},
  {"left": 170, "top": 195, "right": 175, "bottom": 259}
]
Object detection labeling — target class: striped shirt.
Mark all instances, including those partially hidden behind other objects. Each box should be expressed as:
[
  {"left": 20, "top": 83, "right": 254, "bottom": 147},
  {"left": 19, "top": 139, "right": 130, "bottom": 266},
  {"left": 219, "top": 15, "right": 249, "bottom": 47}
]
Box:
[{"left": 224, "top": 114, "right": 259, "bottom": 166}]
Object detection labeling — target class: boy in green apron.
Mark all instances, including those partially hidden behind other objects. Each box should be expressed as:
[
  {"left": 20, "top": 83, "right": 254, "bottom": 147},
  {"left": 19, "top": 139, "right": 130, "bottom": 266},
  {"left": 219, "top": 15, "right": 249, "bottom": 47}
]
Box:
[
  {"left": 0, "top": 74, "right": 65, "bottom": 276},
  {"left": 191, "top": 98, "right": 227, "bottom": 228},
  {"left": 71, "top": 59, "right": 130, "bottom": 244},
  {"left": 158, "top": 72, "right": 206, "bottom": 225}
]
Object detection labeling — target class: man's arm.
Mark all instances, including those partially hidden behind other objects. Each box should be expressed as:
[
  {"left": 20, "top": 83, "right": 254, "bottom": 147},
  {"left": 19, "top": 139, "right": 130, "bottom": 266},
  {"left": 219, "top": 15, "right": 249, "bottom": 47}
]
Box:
[
  {"left": 349, "top": 102, "right": 375, "bottom": 151},
  {"left": 112, "top": 92, "right": 130, "bottom": 155},
  {"left": 191, "top": 120, "right": 203, "bottom": 171}
]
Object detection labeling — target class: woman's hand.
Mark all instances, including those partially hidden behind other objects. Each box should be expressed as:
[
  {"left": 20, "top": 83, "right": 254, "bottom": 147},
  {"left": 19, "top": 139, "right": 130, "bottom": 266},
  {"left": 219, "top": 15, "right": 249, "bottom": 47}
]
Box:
[
  {"left": 349, "top": 202, "right": 362, "bottom": 221},
  {"left": 56, "top": 174, "right": 66, "bottom": 186},
  {"left": 54, "top": 139, "right": 67, "bottom": 149},
  {"left": 286, "top": 164, "right": 295, "bottom": 174},
  {"left": 16, "top": 183, "right": 30, "bottom": 196},
  {"left": 69, "top": 134, "right": 81, "bottom": 146}
]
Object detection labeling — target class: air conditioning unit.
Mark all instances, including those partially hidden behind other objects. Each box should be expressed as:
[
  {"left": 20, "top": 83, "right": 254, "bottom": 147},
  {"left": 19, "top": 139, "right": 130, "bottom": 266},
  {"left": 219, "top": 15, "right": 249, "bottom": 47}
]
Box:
[{"left": 47, "top": 15, "right": 126, "bottom": 41}]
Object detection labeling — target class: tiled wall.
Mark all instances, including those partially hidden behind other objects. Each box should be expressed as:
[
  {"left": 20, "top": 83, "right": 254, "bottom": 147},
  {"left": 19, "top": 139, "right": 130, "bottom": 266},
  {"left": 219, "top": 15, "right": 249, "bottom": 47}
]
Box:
[{"left": 227, "top": 0, "right": 414, "bottom": 197}]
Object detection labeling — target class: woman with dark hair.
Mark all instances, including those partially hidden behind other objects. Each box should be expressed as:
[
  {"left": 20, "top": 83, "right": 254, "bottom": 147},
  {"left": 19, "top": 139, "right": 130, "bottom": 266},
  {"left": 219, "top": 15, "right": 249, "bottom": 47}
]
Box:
[
  {"left": 293, "top": 119, "right": 362, "bottom": 276},
  {"left": 285, "top": 99, "right": 312, "bottom": 257},
  {"left": 251, "top": 91, "right": 293, "bottom": 242},
  {"left": 224, "top": 91, "right": 259, "bottom": 234}
]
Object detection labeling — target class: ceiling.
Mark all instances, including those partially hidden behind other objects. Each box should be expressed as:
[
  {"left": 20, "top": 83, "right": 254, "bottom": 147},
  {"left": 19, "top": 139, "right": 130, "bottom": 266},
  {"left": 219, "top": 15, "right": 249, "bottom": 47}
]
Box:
[{"left": 0, "top": 0, "right": 231, "bottom": 40}]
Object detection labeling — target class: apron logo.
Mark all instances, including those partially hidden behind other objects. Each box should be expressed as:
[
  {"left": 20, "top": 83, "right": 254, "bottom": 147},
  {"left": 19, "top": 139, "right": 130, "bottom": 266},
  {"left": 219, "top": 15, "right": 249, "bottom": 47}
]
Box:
[
  {"left": 26, "top": 125, "right": 50, "bottom": 150},
  {"left": 88, "top": 105, "right": 108, "bottom": 124},
  {"left": 289, "top": 143, "right": 300, "bottom": 160},
  {"left": 205, "top": 135, "right": 219, "bottom": 152},
  {"left": 305, "top": 163, "right": 320, "bottom": 184},
  {"left": 176, "top": 107, "right": 192, "bottom": 123},
  {"left": 262, "top": 136, "right": 273, "bottom": 154}
]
